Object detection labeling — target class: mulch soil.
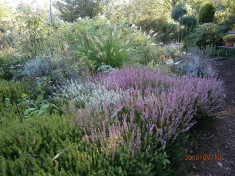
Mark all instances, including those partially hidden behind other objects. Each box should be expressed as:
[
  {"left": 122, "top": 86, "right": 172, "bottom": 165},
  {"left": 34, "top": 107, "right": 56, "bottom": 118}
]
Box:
[{"left": 185, "top": 58, "right": 235, "bottom": 176}]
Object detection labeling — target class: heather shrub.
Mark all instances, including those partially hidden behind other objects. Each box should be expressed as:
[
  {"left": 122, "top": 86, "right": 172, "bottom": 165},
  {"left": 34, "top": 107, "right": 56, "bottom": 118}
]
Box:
[
  {"left": 0, "top": 112, "right": 182, "bottom": 176},
  {"left": 54, "top": 80, "right": 122, "bottom": 108},
  {"left": 62, "top": 66, "right": 223, "bottom": 175},
  {"left": 97, "top": 67, "right": 223, "bottom": 113}
]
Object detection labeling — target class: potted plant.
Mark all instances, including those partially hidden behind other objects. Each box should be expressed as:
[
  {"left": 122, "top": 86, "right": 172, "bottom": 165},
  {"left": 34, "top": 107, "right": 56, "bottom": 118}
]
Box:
[{"left": 223, "top": 34, "right": 235, "bottom": 47}]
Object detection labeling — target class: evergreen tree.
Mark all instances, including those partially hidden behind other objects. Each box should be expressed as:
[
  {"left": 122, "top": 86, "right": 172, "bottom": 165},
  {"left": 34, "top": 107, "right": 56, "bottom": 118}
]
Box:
[{"left": 199, "top": 2, "right": 215, "bottom": 23}]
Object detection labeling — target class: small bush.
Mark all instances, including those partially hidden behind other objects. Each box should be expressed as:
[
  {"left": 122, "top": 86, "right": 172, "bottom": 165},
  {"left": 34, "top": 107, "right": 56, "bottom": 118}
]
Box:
[
  {"left": 71, "top": 66, "right": 223, "bottom": 174},
  {"left": 0, "top": 79, "right": 28, "bottom": 104},
  {"left": 179, "top": 15, "right": 197, "bottom": 29},
  {"left": 199, "top": 3, "right": 215, "bottom": 24},
  {"left": 220, "top": 13, "right": 235, "bottom": 33},
  {"left": 184, "top": 23, "right": 222, "bottom": 48},
  {"left": 176, "top": 54, "right": 216, "bottom": 77},
  {"left": 0, "top": 79, "right": 29, "bottom": 122},
  {"left": 136, "top": 16, "right": 178, "bottom": 43},
  {"left": 54, "top": 80, "right": 122, "bottom": 108},
  {"left": 23, "top": 57, "right": 50, "bottom": 78}
]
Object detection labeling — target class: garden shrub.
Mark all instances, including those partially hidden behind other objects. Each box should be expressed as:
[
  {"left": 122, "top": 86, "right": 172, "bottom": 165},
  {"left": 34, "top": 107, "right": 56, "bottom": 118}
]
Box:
[
  {"left": 0, "top": 114, "right": 90, "bottom": 176},
  {"left": 183, "top": 33, "right": 197, "bottom": 49},
  {"left": 179, "top": 15, "right": 197, "bottom": 30},
  {"left": 183, "top": 23, "right": 222, "bottom": 49},
  {"left": 54, "top": 80, "right": 122, "bottom": 108},
  {"left": 23, "top": 57, "right": 50, "bottom": 78},
  {"left": 136, "top": 16, "right": 178, "bottom": 44},
  {"left": 0, "top": 79, "right": 29, "bottom": 122},
  {"left": 0, "top": 112, "right": 184, "bottom": 176},
  {"left": 0, "top": 66, "right": 224, "bottom": 175},
  {"left": 62, "top": 18, "right": 157, "bottom": 68},
  {"left": 175, "top": 54, "right": 216, "bottom": 77},
  {"left": 0, "top": 79, "right": 28, "bottom": 104},
  {"left": 10, "top": 4, "right": 52, "bottom": 61},
  {"left": 220, "top": 13, "right": 235, "bottom": 33},
  {"left": 171, "top": 3, "right": 189, "bottom": 22},
  {"left": 199, "top": 3, "right": 215, "bottom": 24},
  {"left": 69, "top": 66, "right": 223, "bottom": 174},
  {"left": 22, "top": 55, "right": 93, "bottom": 99}
]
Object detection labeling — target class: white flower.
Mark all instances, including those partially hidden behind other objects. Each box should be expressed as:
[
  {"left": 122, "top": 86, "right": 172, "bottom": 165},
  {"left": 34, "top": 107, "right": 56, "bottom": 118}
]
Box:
[
  {"left": 165, "top": 59, "right": 174, "bottom": 65},
  {"left": 175, "top": 61, "right": 181, "bottom": 65}
]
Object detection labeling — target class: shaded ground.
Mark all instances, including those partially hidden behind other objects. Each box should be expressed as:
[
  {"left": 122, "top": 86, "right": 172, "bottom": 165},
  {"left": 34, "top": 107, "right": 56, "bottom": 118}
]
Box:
[{"left": 186, "top": 58, "right": 235, "bottom": 176}]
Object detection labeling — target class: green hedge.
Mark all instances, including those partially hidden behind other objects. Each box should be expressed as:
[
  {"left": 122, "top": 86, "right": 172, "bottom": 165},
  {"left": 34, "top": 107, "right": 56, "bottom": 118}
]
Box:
[{"left": 0, "top": 113, "right": 187, "bottom": 176}]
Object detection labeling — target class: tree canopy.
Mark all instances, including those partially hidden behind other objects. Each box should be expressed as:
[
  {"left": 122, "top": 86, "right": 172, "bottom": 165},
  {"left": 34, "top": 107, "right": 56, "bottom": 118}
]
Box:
[{"left": 55, "top": 0, "right": 103, "bottom": 22}]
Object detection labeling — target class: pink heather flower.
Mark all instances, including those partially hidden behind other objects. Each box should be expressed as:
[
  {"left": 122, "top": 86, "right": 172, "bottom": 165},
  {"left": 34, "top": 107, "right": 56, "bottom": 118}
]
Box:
[{"left": 70, "top": 66, "right": 224, "bottom": 158}]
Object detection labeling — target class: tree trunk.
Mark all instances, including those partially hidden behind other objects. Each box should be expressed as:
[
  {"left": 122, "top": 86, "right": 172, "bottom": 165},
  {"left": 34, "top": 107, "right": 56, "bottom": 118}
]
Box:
[{"left": 172, "top": 0, "right": 176, "bottom": 7}]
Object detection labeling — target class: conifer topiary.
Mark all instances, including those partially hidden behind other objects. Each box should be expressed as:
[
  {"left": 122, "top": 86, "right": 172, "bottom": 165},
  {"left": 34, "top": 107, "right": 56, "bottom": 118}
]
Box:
[{"left": 199, "top": 3, "right": 215, "bottom": 24}]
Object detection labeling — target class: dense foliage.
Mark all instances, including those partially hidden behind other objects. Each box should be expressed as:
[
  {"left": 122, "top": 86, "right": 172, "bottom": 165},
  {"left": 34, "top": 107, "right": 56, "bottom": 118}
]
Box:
[
  {"left": 0, "top": 0, "right": 233, "bottom": 175},
  {"left": 184, "top": 23, "right": 222, "bottom": 49},
  {"left": 0, "top": 66, "right": 224, "bottom": 175},
  {"left": 179, "top": 15, "right": 197, "bottom": 29},
  {"left": 55, "top": 0, "right": 103, "bottom": 22},
  {"left": 199, "top": 3, "right": 215, "bottom": 23},
  {"left": 171, "top": 3, "right": 189, "bottom": 22}
]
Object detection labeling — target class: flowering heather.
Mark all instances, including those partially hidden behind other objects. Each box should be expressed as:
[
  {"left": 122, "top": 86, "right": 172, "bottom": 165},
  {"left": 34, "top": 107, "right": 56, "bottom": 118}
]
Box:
[
  {"left": 54, "top": 80, "right": 122, "bottom": 107},
  {"left": 71, "top": 66, "right": 224, "bottom": 158}
]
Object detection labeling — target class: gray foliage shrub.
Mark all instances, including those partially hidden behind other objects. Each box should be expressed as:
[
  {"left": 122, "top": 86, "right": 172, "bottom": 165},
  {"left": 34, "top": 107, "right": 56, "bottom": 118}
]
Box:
[
  {"left": 23, "top": 56, "right": 91, "bottom": 85},
  {"left": 54, "top": 80, "right": 123, "bottom": 108},
  {"left": 177, "top": 54, "right": 216, "bottom": 77},
  {"left": 23, "top": 57, "right": 49, "bottom": 78}
]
